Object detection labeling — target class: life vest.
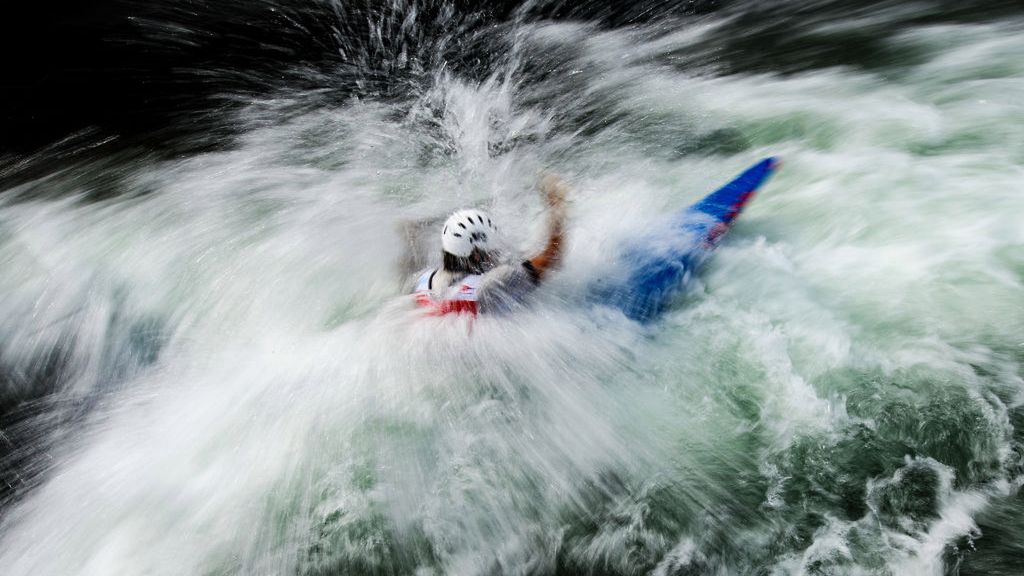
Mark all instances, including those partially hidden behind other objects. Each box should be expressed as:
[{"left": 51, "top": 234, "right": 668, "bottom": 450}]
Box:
[{"left": 414, "top": 269, "right": 483, "bottom": 316}]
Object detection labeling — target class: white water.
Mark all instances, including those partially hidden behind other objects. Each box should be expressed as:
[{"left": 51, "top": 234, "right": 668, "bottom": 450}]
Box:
[{"left": 1, "top": 14, "right": 1023, "bottom": 576}]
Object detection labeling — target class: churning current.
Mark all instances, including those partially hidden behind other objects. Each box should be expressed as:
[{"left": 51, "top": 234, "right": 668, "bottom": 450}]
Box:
[{"left": 1, "top": 2, "right": 1023, "bottom": 575}]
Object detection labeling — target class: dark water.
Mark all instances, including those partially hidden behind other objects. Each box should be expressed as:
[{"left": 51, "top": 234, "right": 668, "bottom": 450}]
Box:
[{"left": 4, "top": 0, "right": 1022, "bottom": 158}]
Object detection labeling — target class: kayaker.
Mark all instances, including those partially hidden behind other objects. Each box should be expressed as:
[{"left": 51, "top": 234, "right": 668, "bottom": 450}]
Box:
[{"left": 412, "top": 175, "right": 569, "bottom": 315}]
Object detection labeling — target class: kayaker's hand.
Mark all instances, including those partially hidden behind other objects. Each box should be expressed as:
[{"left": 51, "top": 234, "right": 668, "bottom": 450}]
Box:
[{"left": 539, "top": 174, "right": 569, "bottom": 221}]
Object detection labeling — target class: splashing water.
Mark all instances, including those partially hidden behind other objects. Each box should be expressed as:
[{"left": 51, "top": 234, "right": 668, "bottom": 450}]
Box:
[{"left": 1, "top": 3, "right": 1023, "bottom": 575}]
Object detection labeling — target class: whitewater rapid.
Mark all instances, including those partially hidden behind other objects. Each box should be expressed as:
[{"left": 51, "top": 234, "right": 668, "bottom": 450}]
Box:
[{"left": 1, "top": 8, "right": 1023, "bottom": 576}]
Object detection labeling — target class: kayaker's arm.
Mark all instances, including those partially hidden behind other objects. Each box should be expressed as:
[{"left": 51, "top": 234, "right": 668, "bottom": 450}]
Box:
[
  {"left": 396, "top": 221, "right": 413, "bottom": 276},
  {"left": 474, "top": 175, "right": 570, "bottom": 313},
  {"left": 527, "top": 174, "right": 569, "bottom": 281},
  {"left": 397, "top": 218, "right": 440, "bottom": 288}
]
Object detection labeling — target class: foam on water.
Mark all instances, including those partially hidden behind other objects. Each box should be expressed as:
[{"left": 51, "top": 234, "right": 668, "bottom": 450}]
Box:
[{"left": 1, "top": 9, "right": 1023, "bottom": 576}]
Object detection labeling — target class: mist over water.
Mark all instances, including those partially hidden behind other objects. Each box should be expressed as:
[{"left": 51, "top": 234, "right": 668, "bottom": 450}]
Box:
[{"left": 1, "top": 2, "right": 1023, "bottom": 575}]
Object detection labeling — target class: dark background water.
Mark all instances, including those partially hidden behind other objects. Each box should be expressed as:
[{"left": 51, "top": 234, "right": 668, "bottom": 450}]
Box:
[{"left": 3, "top": 0, "right": 1022, "bottom": 162}]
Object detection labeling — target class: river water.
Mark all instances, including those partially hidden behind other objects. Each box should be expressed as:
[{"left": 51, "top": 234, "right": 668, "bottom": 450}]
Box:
[{"left": 1, "top": 2, "right": 1023, "bottom": 575}]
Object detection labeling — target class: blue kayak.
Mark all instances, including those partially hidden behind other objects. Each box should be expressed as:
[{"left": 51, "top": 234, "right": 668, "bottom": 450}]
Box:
[{"left": 595, "top": 157, "right": 779, "bottom": 321}]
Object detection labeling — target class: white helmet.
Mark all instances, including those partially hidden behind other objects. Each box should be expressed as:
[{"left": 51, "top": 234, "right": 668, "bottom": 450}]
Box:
[{"left": 441, "top": 209, "right": 497, "bottom": 257}]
